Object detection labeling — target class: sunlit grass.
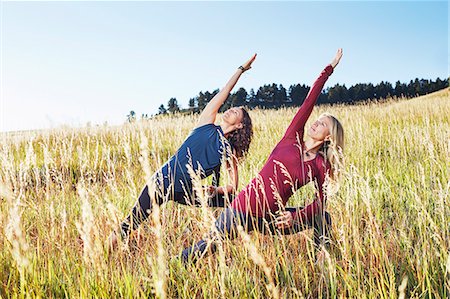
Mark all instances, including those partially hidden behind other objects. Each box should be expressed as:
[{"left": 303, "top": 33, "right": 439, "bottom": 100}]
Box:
[{"left": 1, "top": 89, "right": 449, "bottom": 298}]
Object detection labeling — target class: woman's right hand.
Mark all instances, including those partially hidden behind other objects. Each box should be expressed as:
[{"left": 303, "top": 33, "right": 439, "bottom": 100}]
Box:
[
  {"left": 205, "top": 185, "right": 217, "bottom": 197},
  {"left": 330, "top": 48, "right": 343, "bottom": 69},
  {"left": 241, "top": 53, "right": 257, "bottom": 72},
  {"left": 275, "top": 210, "right": 294, "bottom": 229}
]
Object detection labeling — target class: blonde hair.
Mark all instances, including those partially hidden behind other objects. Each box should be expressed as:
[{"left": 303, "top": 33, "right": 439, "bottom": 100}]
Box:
[{"left": 319, "top": 113, "right": 345, "bottom": 183}]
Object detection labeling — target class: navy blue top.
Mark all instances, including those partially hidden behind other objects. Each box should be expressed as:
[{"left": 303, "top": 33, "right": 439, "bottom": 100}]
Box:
[{"left": 155, "top": 124, "right": 231, "bottom": 193}]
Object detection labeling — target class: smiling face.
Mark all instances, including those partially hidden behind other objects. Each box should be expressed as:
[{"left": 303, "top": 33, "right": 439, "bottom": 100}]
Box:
[
  {"left": 222, "top": 107, "right": 244, "bottom": 130},
  {"left": 307, "top": 115, "right": 332, "bottom": 142}
]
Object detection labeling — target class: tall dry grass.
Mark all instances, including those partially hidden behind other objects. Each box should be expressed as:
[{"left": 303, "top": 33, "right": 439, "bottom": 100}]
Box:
[{"left": 0, "top": 89, "right": 448, "bottom": 298}]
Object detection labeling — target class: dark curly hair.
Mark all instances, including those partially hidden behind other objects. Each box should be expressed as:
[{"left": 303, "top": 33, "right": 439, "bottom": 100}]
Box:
[{"left": 226, "top": 107, "right": 253, "bottom": 160}]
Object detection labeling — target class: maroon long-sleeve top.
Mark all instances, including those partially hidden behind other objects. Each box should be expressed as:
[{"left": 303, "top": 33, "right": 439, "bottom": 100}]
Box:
[{"left": 230, "top": 64, "right": 334, "bottom": 222}]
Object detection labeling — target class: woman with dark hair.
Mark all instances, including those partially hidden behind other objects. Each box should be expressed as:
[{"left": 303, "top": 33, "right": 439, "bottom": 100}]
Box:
[
  {"left": 182, "top": 49, "right": 344, "bottom": 263},
  {"left": 109, "top": 54, "right": 256, "bottom": 247}
]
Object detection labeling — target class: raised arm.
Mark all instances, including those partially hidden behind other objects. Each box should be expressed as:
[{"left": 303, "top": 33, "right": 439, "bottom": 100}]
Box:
[
  {"left": 197, "top": 54, "right": 256, "bottom": 127},
  {"left": 282, "top": 49, "right": 343, "bottom": 141}
]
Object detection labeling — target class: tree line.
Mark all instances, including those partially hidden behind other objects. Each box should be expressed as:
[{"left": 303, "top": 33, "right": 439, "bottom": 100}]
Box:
[{"left": 127, "top": 76, "right": 448, "bottom": 121}]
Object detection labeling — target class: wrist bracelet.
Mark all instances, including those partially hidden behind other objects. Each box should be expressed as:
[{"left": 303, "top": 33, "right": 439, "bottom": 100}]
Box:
[{"left": 238, "top": 66, "right": 245, "bottom": 72}]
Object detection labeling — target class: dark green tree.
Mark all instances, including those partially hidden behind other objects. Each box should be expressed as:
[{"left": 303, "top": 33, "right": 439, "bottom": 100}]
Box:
[
  {"left": 188, "top": 97, "right": 196, "bottom": 110},
  {"left": 395, "top": 81, "right": 407, "bottom": 97},
  {"left": 375, "top": 81, "right": 393, "bottom": 99},
  {"left": 232, "top": 87, "right": 248, "bottom": 107},
  {"left": 127, "top": 110, "right": 136, "bottom": 123},
  {"left": 248, "top": 88, "right": 256, "bottom": 107},
  {"left": 288, "top": 84, "right": 309, "bottom": 106},
  {"left": 276, "top": 84, "right": 288, "bottom": 106},
  {"left": 197, "top": 92, "right": 206, "bottom": 111},
  {"left": 158, "top": 104, "right": 167, "bottom": 115},
  {"left": 327, "top": 84, "right": 348, "bottom": 104},
  {"left": 197, "top": 89, "right": 219, "bottom": 111},
  {"left": 167, "top": 98, "right": 180, "bottom": 114}
]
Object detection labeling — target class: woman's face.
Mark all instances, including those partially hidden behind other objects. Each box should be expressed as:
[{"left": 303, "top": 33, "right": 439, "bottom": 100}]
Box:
[
  {"left": 307, "top": 115, "right": 332, "bottom": 142},
  {"left": 222, "top": 107, "right": 244, "bottom": 128}
]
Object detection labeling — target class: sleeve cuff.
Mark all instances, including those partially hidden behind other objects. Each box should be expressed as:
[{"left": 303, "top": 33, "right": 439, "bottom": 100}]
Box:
[{"left": 325, "top": 64, "right": 334, "bottom": 76}]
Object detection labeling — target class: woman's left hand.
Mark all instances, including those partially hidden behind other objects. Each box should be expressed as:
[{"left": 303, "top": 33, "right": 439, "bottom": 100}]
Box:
[
  {"left": 241, "top": 53, "right": 257, "bottom": 72},
  {"left": 330, "top": 48, "right": 343, "bottom": 69},
  {"left": 275, "top": 210, "right": 294, "bottom": 229}
]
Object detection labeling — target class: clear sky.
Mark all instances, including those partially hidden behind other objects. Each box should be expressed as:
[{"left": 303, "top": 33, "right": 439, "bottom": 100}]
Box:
[{"left": 1, "top": 1, "right": 448, "bottom": 132}]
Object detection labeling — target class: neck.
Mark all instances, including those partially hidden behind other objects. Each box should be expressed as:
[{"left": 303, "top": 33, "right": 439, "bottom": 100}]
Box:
[
  {"left": 220, "top": 123, "right": 235, "bottom": 136},
  {"left": 304, "top": 139, "right": 323, "bottom": 154}
]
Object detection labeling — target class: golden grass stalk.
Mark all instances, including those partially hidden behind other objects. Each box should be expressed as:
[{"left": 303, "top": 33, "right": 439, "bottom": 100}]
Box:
[{"left": 237, "top": 224, "right": 280, "bottom": 299}]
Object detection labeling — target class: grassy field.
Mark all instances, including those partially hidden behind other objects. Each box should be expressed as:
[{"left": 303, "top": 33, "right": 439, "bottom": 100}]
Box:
[{"left": 1, "top": 89, "right": 449, "bottom": 298}]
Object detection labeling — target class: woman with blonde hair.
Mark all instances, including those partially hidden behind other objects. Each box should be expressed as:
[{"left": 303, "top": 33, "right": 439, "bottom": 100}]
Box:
[{"left": 182, "top": 49, "right": 344, "bottom": 262}]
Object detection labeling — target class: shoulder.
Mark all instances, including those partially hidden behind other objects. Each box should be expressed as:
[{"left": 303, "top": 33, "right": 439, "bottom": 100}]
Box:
[
  {"left": 191, "top": 123, "right": 224, "bottom": 136},
  {"left": 193, "top": 123, "right": 216, "bottom": 131}
]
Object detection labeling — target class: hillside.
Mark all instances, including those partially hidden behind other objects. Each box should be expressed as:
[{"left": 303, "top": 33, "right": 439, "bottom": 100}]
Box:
[{"left": 0, "top": 90, "right": 448, "bottom": 298}]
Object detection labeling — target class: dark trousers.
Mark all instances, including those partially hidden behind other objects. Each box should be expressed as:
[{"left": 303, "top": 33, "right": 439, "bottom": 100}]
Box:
[
  {"left": 181, "top": 207, "right": 332, "bottom": 263},
  {"left": 120, "top": 185, "right": 230, "bottom": 239}
]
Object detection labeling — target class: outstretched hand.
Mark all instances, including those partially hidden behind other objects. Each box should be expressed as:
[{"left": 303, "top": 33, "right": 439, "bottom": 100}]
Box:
[
  {"left": 241, "top": 53, "right": 257, "bottom": 72},
  {"left": 330, "top": 48, "right": 343, "bottom": 69}
]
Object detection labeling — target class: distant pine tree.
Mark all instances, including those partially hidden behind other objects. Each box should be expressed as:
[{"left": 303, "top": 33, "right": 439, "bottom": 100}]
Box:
[{"left": 127, "top": 110, "right": 136, "bottom": 123}]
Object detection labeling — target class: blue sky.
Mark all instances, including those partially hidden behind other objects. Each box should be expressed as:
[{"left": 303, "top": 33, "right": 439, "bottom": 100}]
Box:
[{"left": 1, "top": 1, "right": 448, "bottom": 132}]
